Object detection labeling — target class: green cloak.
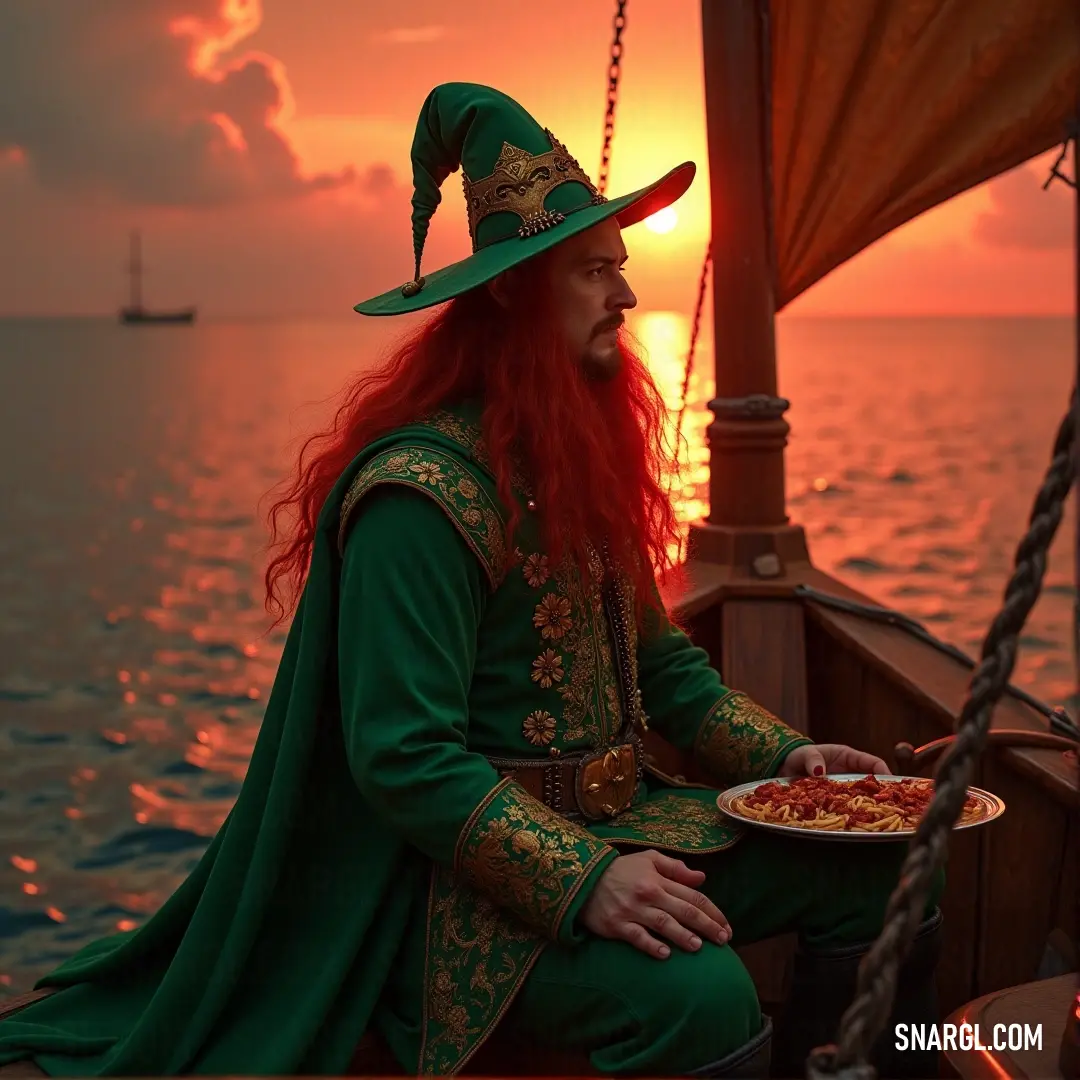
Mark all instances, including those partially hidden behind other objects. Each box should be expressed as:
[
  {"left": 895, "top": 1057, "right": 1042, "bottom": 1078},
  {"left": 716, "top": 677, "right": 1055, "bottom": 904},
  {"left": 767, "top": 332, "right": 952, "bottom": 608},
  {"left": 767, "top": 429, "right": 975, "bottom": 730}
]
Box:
[{"left": 0, "top": 404, "right": 811, "bottom": 1076}]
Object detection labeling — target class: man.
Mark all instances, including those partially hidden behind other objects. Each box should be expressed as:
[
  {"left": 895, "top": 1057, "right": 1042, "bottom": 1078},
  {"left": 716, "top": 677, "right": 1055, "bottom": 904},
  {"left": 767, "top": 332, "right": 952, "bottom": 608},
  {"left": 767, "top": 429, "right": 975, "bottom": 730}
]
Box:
[{"left": 0, "top": 84, "right": 944, "bottom": 1079}]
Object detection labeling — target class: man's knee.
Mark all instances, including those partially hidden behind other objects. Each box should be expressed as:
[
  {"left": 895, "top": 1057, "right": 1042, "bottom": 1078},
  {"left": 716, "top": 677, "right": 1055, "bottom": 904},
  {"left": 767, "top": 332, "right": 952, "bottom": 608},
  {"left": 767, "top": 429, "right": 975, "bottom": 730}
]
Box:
[
  {"left": 636, "top": 944, "right": 762, "bottom": 1067},
  {"left": 534, "top": 940, "right": 762, "bottom": 1072},
  {"left": 513, "top": 936, "right": 764, "bottom": 1073}
]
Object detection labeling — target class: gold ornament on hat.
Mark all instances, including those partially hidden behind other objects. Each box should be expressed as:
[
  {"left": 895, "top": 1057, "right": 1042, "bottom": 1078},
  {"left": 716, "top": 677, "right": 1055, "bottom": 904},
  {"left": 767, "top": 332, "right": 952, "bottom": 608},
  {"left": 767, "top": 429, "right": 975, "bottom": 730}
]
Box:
[{"left": 462, "top": 129, "right": 608, "bottom": 252}]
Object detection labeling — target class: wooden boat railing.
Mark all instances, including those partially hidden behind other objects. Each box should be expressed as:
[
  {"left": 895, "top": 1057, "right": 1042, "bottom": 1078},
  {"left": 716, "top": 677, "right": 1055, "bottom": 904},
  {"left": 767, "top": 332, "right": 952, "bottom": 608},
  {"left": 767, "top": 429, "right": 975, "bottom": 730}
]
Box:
[
  {"left": 895, "top": 730, "right": 1079, "bottom": 775},
  {"left": 656, "top": 555, "right": 1080, "bottom": 1030}
]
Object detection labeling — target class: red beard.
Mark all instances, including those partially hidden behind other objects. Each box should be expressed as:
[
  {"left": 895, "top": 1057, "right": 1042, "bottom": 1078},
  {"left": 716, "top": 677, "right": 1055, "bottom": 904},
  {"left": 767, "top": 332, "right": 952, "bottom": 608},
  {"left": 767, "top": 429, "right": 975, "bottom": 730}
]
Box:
[{"left": 263, "top": 276, "right": 682, "bottom": 628}]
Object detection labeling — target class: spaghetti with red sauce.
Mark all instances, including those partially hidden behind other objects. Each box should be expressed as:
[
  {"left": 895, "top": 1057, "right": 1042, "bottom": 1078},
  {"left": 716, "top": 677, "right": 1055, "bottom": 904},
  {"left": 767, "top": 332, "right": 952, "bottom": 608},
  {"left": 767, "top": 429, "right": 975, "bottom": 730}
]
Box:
[{"left": 728, "top": 774, "right": 982, "bottom": 833}]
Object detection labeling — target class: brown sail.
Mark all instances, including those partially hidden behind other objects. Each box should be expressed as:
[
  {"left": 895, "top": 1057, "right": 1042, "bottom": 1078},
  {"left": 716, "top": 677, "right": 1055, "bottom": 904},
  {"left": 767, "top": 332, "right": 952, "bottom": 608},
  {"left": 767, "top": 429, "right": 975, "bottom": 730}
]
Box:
[
  {"left": 692, "top": 2, "right": 1079, "bottom": 1077},
  {"left": 768, "top": 0, "right": 1080, "bottom": 307}
]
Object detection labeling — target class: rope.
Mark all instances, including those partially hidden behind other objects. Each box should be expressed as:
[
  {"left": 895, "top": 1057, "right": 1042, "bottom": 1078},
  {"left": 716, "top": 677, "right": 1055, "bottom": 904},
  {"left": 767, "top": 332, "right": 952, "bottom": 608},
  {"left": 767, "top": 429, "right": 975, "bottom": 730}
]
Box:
[
  {"left": 807, "top": 387, "right": 1078, "bottom": 1080},
  {"left": 597, "top": 0, "right": 627, "bottom": 198},
  {"left": 1041, "top": 126, "right": 1077, "bottom": 193},
  {"left": 792, "top": 585, "right": 1080, "bottom": 741},
  {"left": 1039, "top": 119, "right": 1079, "bottom": 709}
]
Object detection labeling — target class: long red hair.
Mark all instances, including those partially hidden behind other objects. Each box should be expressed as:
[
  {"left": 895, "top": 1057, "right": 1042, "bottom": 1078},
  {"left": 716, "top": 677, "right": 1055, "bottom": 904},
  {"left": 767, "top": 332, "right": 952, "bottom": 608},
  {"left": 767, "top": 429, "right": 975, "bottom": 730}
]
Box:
[{"left": 262, "top": 253, "right": 682, "bottom": 629}]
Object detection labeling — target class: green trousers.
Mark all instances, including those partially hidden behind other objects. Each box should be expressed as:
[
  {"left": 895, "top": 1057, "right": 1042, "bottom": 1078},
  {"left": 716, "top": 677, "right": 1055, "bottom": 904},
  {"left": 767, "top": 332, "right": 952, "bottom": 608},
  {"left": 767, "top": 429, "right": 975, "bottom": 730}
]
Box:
[{"left": 497, "top": 831, "right": 947, "bottom": 1075}]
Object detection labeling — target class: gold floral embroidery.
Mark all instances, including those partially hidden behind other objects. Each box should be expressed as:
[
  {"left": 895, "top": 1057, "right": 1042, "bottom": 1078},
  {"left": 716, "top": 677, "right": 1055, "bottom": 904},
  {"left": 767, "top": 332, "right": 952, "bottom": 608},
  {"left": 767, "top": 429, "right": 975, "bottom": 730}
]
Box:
[
  {"left": 694, "top": 690, "right": 812, "bottom": 788},
  {"left": 510, "top": 549, "right": 624, "bottom": 751},
  {"left": 522, "top": 553, "right": 550, "bottom": 587},
  {"left": 410, "top": 461, "right": 445, "bottom": 485},
  {"left": 338, "top": 446, "right": 507, "bottom": 586},
  {"left": 414, "top": 410, "right": 626, "bottom": 751},
  {"left": 420, "top": 864, "right": 545, "bottom": 1076},
  {"left": 420, "top": 411, "right": 532, "bottom": 495},
  {"left": 454, "top": 779, "right": 613, "bottom": 938},
  {"left": 595, "top": 794, "right": 745, "bottom": 853},
  {"left": 422, "top": 412, "right": 489, "bottom": 460},
  {"left": 522, "top": 710, "right": 557, "bottom": 746},
  {"left": 541, "top": 556, "right": 621, "bottom": 747},
  {"left": 530, "top": 649, "right": 564, "bottom": 688},
  {"left": 533, "top": 594, "right": 572, "bottom": 640}
]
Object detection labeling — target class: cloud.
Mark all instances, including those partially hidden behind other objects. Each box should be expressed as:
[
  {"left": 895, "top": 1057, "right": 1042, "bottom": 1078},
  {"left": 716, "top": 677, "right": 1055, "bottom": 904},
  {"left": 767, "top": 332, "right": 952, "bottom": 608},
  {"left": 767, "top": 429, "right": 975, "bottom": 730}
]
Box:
[
  {"left": 973, "top": 158, "right": 1074, "bottom": 251},
  {"left": 359, "top": 163, "right": 396, "bottom": 197},
  {"left": 0, "top": 0, "right": 354, "bottom": 207},
  {"left": 0, "top": 142, "right": 466, "bottom": 318},
  {"left": 371, "top": 25, "right": 451, "bottom": 45}
]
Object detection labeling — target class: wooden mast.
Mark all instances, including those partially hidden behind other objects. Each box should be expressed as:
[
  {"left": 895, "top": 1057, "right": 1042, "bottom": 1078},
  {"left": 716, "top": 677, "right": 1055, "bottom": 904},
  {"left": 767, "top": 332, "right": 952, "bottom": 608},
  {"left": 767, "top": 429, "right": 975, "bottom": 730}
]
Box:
[{"left": 690, "top": 0, "right": 807, "bottom": 577}]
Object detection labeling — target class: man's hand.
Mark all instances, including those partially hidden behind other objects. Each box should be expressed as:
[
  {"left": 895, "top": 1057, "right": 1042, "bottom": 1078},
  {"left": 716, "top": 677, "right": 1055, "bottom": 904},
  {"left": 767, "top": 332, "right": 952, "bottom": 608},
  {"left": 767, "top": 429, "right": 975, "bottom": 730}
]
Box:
[
  {"left": 778, "top": 743, "right": 890, "bottom": 778},
  {"left": 578, "top": 849, "right": 731, "bottom": 960}
]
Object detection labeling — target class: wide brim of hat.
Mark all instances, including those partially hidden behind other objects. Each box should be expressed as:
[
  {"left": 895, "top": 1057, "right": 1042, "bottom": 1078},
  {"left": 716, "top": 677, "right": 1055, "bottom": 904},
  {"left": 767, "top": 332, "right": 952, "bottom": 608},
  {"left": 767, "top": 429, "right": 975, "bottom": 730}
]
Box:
[{"left": 354, "top": 160, "right": 696, "bottom": 317}]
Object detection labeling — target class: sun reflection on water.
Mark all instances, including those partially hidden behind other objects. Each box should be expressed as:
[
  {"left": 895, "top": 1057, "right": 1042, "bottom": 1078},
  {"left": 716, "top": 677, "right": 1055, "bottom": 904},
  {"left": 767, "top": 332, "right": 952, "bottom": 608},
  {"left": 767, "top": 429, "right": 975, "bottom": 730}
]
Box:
[{"left": 627, "top": 310, "right": 714, "bottom": 562}]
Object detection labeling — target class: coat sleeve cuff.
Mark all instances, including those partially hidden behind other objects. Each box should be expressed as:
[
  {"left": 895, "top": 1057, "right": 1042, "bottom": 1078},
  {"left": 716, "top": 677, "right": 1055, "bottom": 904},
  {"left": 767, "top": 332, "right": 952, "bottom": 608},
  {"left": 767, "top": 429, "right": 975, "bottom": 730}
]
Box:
[
  {"left": 692, "top": 690, "right": 813, "bottom": 788},
  {"left": 454, "top": 778, "right": 616, "bottom": 942}
]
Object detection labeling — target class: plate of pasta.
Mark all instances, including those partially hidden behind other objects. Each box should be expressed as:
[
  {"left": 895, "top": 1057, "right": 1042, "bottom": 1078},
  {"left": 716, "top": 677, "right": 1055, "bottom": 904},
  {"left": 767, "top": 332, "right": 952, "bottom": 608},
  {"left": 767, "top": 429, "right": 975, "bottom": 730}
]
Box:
[{"left": 716, "top": 773, "right": 1004, "bottom": 841}]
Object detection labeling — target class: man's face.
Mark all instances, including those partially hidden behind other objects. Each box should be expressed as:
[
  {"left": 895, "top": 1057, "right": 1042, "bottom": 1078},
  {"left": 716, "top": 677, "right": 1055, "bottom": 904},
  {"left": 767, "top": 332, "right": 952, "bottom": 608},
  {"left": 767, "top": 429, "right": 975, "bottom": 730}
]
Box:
[{"left": 542, "top": 217, "right": 637, "bottom": 380}]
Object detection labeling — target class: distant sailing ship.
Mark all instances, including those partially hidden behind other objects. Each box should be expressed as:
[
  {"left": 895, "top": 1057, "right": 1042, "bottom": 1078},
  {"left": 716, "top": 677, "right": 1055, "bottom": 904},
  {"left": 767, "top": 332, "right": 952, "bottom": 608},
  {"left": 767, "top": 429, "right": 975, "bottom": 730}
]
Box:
[{"left": 118, "top": 230, "right": 196, "bottom": 325}]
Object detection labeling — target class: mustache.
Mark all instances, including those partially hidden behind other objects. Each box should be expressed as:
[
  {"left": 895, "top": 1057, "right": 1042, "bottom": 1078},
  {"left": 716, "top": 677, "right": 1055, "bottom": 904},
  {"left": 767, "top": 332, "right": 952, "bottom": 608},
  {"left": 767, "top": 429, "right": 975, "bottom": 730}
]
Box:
[{"left": 592, "top": 315, "right": 625, "bottom": 337}]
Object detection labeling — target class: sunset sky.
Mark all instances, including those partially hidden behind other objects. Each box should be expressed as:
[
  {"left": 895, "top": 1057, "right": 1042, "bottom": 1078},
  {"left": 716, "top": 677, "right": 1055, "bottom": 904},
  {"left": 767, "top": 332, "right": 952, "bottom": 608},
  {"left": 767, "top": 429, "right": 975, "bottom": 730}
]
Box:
[{"left": 0, "top": 0, "right": 1074, "bottom": 319}]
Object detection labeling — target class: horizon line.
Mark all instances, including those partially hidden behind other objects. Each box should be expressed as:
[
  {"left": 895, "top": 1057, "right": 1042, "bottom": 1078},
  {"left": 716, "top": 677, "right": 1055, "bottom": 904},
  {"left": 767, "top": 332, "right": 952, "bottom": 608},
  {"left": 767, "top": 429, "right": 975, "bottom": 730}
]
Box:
[{"left": 0, "top": 311, "right": 1075, "bottom": 322}]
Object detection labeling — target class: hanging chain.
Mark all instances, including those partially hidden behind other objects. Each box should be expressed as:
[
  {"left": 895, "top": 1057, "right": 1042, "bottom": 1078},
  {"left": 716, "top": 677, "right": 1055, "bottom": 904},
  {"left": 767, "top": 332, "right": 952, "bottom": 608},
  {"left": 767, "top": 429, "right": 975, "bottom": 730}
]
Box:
[
  {"left": 669, "top": 244, "right": 711, "bottom": 564},
  {"left": 674, "top": 243, "right": 712, "bottom": 454},
  {"left": 598, "top": 0, "right": 627, "bottom": 197}
]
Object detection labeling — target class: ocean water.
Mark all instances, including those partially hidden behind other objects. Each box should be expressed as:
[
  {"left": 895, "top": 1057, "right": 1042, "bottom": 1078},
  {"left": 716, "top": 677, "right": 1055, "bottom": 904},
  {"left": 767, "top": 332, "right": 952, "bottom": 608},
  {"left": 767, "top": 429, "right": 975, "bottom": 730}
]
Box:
[{"left": 0, "top": 313, "right": 1074, "bottom": 992}]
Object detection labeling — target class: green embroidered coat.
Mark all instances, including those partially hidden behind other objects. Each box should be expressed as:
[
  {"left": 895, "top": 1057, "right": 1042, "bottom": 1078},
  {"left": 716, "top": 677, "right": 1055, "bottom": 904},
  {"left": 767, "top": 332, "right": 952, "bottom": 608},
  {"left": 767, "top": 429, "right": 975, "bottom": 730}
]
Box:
[{"left": 0, "top": 403, "right": 811, "bottom": 1079}]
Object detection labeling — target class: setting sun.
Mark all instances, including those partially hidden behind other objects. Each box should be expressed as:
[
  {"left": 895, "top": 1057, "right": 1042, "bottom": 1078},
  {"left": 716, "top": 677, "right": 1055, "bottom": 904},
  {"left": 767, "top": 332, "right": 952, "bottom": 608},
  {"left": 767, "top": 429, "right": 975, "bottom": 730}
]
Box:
[{"left": 645, "top": 206, "right": 678, "bottom": 234}]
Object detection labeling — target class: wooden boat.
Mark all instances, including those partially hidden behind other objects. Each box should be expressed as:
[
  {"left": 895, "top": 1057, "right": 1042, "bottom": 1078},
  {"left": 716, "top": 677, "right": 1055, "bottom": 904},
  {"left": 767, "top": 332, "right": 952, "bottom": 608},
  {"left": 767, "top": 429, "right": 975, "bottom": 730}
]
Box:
[
  {"left": 119, "top": 309, "right": 195, "bottom": 325},
  {"left": 635, "top": 1, "right": 1080, "bottom": 1076},
  {"left": 118, "top": 230, "right": 196, "bottom": 325},
  {"left": 3, "top": 1, "right": 1078, "bottom": 1077}
]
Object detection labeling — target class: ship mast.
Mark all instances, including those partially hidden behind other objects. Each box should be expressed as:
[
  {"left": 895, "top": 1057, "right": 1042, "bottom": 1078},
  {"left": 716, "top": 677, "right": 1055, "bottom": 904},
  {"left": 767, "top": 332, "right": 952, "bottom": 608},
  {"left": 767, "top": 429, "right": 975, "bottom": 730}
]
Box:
[
  {"left": 127, "top": 229, "right": 143, "bottom": 311},
  {"left": 690, "top": 0, "right": 807, "bottom": 576}
]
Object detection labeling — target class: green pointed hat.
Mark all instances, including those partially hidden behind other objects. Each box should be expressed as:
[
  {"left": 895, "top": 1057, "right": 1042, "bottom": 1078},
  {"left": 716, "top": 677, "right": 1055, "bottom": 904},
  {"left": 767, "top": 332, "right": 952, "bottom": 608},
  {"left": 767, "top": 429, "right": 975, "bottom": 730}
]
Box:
[{"left": 355, "top": 82, "right": 695, "bottom": 316}]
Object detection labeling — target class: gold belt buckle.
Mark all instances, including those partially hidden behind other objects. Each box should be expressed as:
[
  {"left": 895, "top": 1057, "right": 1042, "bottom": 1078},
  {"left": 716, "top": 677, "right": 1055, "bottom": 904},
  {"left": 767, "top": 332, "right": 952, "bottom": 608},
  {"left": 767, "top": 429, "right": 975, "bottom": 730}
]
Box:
[{"left": 575, "top": 742, "right": 638, "bottom": 821}]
